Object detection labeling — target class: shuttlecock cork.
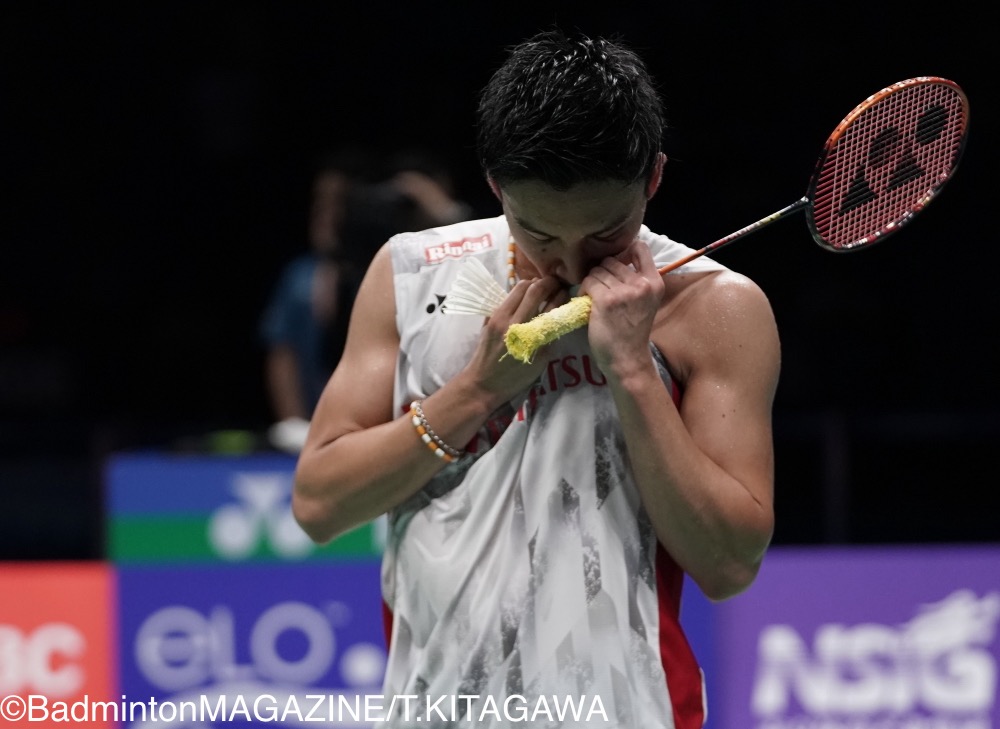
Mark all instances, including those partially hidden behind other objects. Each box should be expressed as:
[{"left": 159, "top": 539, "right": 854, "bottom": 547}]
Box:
[{"left": 504, "top": 295, "right": 592, "bottom": 363}]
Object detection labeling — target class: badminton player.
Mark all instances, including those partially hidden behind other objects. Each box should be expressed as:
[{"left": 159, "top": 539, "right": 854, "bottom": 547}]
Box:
[{"left": 294, "top": 28, "right": 780, "bottom": 728}]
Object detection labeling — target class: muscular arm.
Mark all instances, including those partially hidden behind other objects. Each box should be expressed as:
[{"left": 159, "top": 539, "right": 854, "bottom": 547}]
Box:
[
  {"left": 585, "top": 244, "right": 780, "bottom": 601},
  {"left": 293, "top": 244, "right": 565, "bottom": 543}
]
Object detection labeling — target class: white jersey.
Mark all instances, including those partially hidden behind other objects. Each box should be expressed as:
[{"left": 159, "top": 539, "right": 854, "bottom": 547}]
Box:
[{"left": 382, "top": 215, "right": 726, "bottom": 728}]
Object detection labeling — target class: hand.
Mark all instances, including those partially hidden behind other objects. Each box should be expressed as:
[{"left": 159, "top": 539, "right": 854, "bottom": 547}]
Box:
[
  {"left": 580, "top": 240, "right": 665, "bottom": 374},
  {"left": 460, "top": 275, "right": 568, "bottom": 407}
]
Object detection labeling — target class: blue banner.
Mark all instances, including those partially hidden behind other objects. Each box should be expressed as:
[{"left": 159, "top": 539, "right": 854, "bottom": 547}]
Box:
[{"left": 116, "top": 562, "right": 387, "bottom": 728}]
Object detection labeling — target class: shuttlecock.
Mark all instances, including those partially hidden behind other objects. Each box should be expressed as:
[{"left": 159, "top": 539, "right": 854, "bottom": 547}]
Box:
[{"left": 441, "top": 257, "right": 507, "bottom": 316}]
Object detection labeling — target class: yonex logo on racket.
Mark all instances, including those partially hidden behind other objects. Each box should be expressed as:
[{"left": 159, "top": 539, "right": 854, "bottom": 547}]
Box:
[
  {"left": 810, "top": 77, "right": 968, "bottom": 250},
  {"left": 838, "top": 100, "right": 951, "bottom": 212}
]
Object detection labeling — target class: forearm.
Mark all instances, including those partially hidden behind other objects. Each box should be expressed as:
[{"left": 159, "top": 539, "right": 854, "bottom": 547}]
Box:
[
  {"left": 293, "top": 245, "right": 566, "bottom": 544},
  {"left": 606, "top": 362, "right": 773, "bottom": 600},
  {"left": 293, "top": 373, "right": 502, "bottom": 543}
]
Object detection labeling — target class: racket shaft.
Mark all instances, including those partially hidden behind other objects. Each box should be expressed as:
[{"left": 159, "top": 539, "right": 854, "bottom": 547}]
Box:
[{"left": 658, "top": 197, "right": 810, "bottom": 274}]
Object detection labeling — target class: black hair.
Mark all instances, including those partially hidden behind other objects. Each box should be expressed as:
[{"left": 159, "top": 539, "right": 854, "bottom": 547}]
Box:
[{"left": 476, "top": 28, "right": 664, "bottom": 190}]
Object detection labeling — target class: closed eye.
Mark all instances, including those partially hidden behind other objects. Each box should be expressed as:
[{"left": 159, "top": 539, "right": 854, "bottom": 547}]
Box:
[
  {"left": 591, "top": 229, "right": 624, "bottom": 245},
  {"left": 592, "top": 222, "right": 627, "bottom": 241}
]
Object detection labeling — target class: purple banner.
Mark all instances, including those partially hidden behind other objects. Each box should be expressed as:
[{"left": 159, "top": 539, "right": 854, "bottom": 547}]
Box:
[
  {"left": 116, "top": 562, "right": 386, "bottom": 728},
  {"left": 711, "top": 546, "right": 1000, "bottom": 729}
]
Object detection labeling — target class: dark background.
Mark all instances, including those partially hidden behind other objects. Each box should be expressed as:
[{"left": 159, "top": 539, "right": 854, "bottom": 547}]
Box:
[{"left": 2, "top": 2, "right": 996, "bottom": 559}]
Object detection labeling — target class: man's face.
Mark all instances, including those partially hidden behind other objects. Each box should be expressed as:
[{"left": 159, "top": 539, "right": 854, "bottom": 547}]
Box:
[{"left": 498, "top": 178, "right": 650, "bottom": 286}]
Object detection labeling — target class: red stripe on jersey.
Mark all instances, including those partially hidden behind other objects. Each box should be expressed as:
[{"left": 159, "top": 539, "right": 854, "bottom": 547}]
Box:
[
  {"left": 670, "top": 377, "right": 682, "bottom": 408},
  {"left": 382, "top": 599, "right": 394, "bottom": 649},
  {"left": 655, "top": 543, "right": 705, "bottom": 728}
]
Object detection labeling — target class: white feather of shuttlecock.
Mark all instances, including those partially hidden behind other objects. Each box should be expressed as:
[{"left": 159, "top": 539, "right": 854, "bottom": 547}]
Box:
[{"left": 441, "top": 257, "right": 507, "bottom": 316}]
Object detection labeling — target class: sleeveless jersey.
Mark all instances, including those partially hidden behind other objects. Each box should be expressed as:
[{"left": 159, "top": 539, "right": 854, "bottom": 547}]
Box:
[{"left": 382, "top": 215, "right": 726, "bottom": 728}]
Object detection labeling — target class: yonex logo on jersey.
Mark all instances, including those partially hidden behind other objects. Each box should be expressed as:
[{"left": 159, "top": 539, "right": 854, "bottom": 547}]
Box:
[{"left": 424, "top": 234, "right": 494, "bottom": 263}]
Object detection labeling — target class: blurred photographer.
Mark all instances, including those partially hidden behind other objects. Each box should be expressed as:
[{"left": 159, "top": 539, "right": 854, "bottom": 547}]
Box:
[{"left": 261, "top": 147, "right": 470, "bottom": 453}]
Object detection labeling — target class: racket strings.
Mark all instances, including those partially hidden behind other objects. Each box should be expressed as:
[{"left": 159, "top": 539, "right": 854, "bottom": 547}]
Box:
[{"left": 811, "top": 80, "right": 967, "bottom": 249}]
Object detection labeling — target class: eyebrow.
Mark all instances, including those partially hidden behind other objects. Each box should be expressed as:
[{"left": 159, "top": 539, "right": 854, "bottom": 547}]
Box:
[{"left": 515, "top": 211, "right": 632, "bottom": 239}]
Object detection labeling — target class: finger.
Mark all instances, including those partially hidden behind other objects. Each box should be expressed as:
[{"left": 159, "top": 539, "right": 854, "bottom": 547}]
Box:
[
  {"left": 490, "top": 278, "right": 535, "bottom": 317},
  {"left": 628, "top": 240, "right": 659, "bottom": 279},
  {"left": 581, "top": 266, "right": 622, "bottom": 295},
  {"left": 597, "top": 257, "right": 633, "bottom": 279},
  {"left": 601, "top": 240, "right": 647, "bottom": 273},
  {"left": 540, "top": 287, "right": 570, "bottom": 313},
  {"left": 513, "top": 276, "right": 563, "bottom": 321}
]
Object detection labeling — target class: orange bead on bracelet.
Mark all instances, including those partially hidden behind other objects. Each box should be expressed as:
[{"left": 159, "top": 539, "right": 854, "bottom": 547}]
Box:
[{"left": 410, "top": 400, "right": 463, "bottom": 462}]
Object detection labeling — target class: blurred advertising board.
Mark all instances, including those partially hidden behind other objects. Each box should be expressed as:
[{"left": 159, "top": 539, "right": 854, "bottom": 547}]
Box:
[
  {"left": 105, "top": 453, "right": 384, "bottom": 563},
  {"left": 0, "top": 563, "right": 117, "bottom": 728},
  {"left": 708, "top": 546, "right": 1000, "bottom": 728},
  {"left": 116, "top": 561, "right": 386, "bottom": 728}
]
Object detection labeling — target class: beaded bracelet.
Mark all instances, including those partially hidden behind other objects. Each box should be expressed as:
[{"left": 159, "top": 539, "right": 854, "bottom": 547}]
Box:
[{"left": 410, "top": 400, "right": 464, "bottom": 462}]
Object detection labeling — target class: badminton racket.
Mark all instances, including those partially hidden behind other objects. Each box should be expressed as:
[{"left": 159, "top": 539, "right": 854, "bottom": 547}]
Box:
[{"left": 503, "top": 76, "right": 969, "bottom": 363}]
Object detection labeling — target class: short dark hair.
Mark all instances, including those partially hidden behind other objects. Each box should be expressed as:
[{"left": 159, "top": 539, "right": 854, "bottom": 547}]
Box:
[{"left": 476, "top": 29, "right": 664, "bottom": 191}]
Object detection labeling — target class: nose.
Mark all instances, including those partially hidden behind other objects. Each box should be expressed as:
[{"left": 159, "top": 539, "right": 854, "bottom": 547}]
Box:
[{"left": 548, "top": 251, "right": 592, "bottom": 286}]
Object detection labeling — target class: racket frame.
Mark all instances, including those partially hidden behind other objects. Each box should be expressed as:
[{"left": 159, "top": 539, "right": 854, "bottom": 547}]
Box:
[{"left": 658, "top": 76, "right": 969, "bottom": 275}]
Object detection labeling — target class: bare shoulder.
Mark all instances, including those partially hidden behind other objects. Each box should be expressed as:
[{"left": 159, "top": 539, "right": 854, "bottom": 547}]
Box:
[
  {"left": 305, "top": 243, "right": 399, "bottom": 445},
  {"left": 654, "top": 269, "right": 780, "bottom": 386},
  {"left": 661, "top": 268, "right": 775, "bottom": 322},
  {"left": 350, "top": 242, "right": 397, "bottom": 328}
]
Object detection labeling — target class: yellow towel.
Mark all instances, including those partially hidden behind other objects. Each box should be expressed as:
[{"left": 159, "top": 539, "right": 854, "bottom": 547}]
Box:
[{"left": 504, "top": 296, "right": 593, "bottom": 363}]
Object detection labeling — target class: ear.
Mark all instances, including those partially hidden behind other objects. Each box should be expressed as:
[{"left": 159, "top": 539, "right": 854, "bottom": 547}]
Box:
[
  {"left": 646, "top": 152, "right": 666, "bottom": 200},
  {"left": 487, "top": 176, "right": 503, "bottom": 201}
]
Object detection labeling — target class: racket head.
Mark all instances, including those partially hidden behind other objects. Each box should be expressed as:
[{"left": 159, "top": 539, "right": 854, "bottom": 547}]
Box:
[{"left": 805, "top": 76, "right": 969, "bottom": 252}]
